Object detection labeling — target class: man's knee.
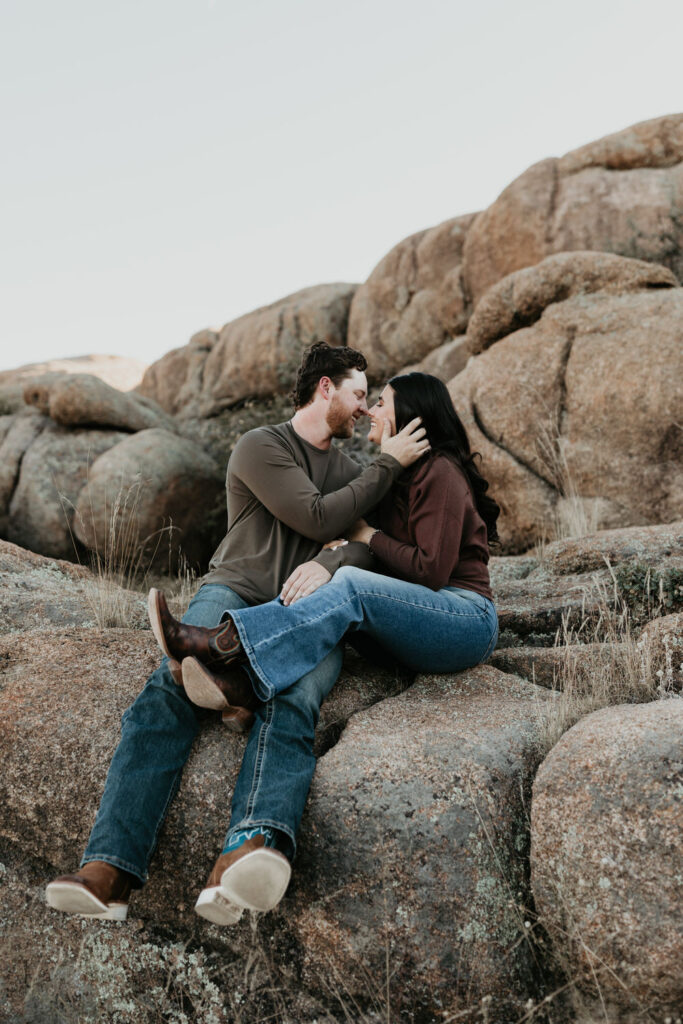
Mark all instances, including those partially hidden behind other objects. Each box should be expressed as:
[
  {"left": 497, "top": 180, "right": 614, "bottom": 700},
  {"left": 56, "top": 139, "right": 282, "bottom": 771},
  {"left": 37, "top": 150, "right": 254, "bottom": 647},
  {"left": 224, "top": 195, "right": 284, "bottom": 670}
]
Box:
[{"left": 120, "top": 660, "right": 189, "bottom": 728}]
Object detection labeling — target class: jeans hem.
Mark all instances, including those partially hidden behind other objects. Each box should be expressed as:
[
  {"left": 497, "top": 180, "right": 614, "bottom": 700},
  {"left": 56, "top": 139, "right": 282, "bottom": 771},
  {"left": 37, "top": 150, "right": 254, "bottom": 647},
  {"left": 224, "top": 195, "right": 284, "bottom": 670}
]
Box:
[
  {"left": 80, "top": 854, "right": 146, "bottom": 888},
  {"left": 228, "top": 611, "right": 275, "bottom": 700},
  {"left": 224, "top": 819, "right": 296, "bottom": 860}
]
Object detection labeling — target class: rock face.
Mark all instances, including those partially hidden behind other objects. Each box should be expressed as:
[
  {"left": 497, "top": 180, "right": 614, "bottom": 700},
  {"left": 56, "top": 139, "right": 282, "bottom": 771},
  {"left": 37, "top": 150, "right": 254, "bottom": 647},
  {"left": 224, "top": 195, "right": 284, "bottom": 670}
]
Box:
[
  {"left": 347, "top": 214, "right": 477, "bottom": 379},
  {"left": 0, "top": 410, "right": 46, "bottom": 536},
  {"left": 638, "top": 612, "right": 683, "bottom": 693},
  {"left": 0, "top": 355, "right": 148, "bottom": 414},
  {"left": 489, "top": 521, "right": 683, "bottom": 647},
  {"left": 449, "top": 253, "right": 683, "bottom": 549},
  {"left": 1, "top": 527, "right": 679, "bottom": 1022},
  {"left": 289, "top": 667, "right": 551, "bottom": 1019},
  {"left": 72, "top": 428, "right": 225, "bottom": 572},
  {"left": 465, "top": 250, "right": 677, "bottom": 355},
  {"left": 137, "top": 284, "right": 357, "bottom": 418},
  {"left": 462, "top": 113, "right": 683, "bottom": 305},
  {"left": 7, "top": 420, "right": 128, "bottom": 561},
  {"left": 0, "top": 540, "right": 148, "bottom": 634},
  {"left": 23, "top": 373, "right": 175, "bottom": 433},
  {"left": 403, "top": 335, "right": 470, "bottom": 381},
  {"left": 531, "top": 700, "right": 683, "bottom": 1020}
]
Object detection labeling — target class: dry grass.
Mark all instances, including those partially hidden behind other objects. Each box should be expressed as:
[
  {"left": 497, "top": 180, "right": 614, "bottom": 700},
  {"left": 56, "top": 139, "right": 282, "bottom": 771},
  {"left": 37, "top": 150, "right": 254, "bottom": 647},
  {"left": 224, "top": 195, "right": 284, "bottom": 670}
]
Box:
[
  {"left": 534, "top": 565, "right": 674, "bottom": 757},
  {"left": 535, "top": 408, "right": 600, "bottom": 543},
  {"left": 61, "top": 476, "right": 194, "bottom": 629}
]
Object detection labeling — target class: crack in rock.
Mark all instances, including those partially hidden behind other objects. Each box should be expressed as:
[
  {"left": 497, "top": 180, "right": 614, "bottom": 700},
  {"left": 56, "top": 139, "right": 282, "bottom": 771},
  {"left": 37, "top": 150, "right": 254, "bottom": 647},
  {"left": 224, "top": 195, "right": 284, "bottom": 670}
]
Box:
[{"left": 472, "top": 399, "right": 558, "bottom": 492}]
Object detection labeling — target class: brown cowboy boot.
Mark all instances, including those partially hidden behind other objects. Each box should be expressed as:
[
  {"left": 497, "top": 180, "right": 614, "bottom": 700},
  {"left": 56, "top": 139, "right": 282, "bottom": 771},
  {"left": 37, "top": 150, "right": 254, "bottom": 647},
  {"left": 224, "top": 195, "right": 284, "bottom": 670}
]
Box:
[
  {"left": 46, "top": 861, "right": 133, "bottom": 920},
  {"left": 204, "top": 834, "right": 291, "bottom": 914},
  {"left": 181, "top": 657, "right": 259, "bottom": 724},
  {"left": 148, "top": 589, "right": 244, "bottom": 670}
]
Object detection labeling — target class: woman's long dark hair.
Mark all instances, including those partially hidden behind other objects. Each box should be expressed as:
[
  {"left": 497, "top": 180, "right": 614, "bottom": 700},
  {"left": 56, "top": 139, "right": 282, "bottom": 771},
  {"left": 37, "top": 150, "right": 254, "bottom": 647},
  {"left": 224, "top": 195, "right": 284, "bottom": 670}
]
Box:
[{"left": 388, "top": 372, "right": 500, "bottom": 545}]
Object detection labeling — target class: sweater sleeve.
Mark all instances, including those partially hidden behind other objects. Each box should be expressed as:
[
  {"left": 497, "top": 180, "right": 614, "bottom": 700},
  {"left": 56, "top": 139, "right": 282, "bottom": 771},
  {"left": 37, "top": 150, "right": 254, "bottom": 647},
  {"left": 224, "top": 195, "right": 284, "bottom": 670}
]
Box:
[
  {"left": 313, "top": 541, "right": 377, "bottom": 575},
  {"left": 230, "top": 429, "right": 403, "bottom": 544},
  {"left": 368, "top": 459, "right": 466, "bottom": 590}
]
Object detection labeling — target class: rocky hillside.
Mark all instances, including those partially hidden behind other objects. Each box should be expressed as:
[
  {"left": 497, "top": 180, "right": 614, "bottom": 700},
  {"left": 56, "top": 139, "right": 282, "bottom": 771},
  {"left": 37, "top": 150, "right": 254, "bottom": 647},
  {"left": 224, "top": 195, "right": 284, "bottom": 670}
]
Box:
[
  {"left": 0, "top": 524, "right": 681, "bottom": 1023},
  {"left": 1, "top": 113, "right": 682, "bottom": 1023}
]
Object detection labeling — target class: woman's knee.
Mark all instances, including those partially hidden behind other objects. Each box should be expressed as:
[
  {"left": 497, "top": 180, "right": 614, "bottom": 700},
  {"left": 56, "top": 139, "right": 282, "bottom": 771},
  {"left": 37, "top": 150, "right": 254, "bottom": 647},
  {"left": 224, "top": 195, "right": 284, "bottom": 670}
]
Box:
[{"left": 333, "top": 565, "right": 373, "bottom": 592}]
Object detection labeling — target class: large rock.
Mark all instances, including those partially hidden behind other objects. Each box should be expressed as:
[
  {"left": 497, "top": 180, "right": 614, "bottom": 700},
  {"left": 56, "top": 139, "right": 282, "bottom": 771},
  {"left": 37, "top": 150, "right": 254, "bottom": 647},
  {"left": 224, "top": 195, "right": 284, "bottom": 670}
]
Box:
[
  {"left": 449, "top": 256, "right": 683, "bottom": 549},
  {"left": 403, "top": 335, "right": 470, "bottom": 381},
  {"left": 466, "top": 250, "right": 677, "bottom": 355},
  {"left": 0, "top": 410, "right": 46, "bottom": 535},
  {"left": 0, "top": 630, "right": 409, "bottom": 1024},
  {"left": 490, "top": 522, "right": 683, "bottom": 647},
  {"left": 0, "top": 627, "right": 411, "bottom": 920},
  {"left": 72, "top": 429, "right": 224, "bottom": 572},
  {"left": 289, "top": 666, "right": 552, "bottom": 1020},
  {"left": 539, "top": 519, "right": 683, "bottom": 576},
  {"left": 462, "top": 113, "right": 683, "bottom": 304},
  {"left": 23, "top": 373, "right": 175, "bottom": 433},
  {"left": 0, "top": 540, "right": 148, "bottom": 634},
  {"left": 347, "top": 214, "right": 477, "bottom": 379},
  {"left": 137, "top": 284, "right": 357, "bottom": 418},
  {"left": 7, "top": 420, "right": 127, "bottom": 561},
  {"left": 0, "top": 355, "right": 147, "bottom": 415},
  {"left": 531, "top": 700, "right": 683, "bottom": 1020}
]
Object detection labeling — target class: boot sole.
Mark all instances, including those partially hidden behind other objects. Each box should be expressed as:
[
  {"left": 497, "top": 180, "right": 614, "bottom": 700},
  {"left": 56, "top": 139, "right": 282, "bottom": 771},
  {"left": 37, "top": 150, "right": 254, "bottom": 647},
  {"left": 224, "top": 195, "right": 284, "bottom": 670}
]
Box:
[
  {"left": 194, "top": 885, "right": 244, "bottom": 926},
  {"left": 46, "top": 881, "right": 128, "bottom": 921},
  {"left": 181, "top": 657, "right": 230, "bottom": 711},
  {"left": 219, "top": 849, "right": 291, "bottom": 912},
  {"left": 148, "top": 588, "right": 172, "bottom": 659}
]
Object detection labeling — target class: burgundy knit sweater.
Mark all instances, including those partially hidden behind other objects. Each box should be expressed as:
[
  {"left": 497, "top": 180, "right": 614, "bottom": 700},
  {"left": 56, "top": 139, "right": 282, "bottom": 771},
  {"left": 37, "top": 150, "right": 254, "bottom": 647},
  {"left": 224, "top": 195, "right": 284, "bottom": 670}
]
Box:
[{"left": 369, "top": 453, "right": 494, "bottom": 601}]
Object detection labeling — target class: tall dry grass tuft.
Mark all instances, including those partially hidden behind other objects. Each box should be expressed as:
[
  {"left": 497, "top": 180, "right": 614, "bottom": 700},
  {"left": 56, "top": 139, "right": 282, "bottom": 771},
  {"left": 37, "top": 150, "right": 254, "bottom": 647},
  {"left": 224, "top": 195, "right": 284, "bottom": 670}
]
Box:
[
  {"left": 161, "top": 552, "right": 199, "bottom": 621},
  {"left": 535, "top": 406, "right": 600, "bottom": 543},
  {"left": 535, "top": 563, "right": 675, "bottom": 758},
  {"left": 62, "top": 475, "right": 181, "bottom": 629}
]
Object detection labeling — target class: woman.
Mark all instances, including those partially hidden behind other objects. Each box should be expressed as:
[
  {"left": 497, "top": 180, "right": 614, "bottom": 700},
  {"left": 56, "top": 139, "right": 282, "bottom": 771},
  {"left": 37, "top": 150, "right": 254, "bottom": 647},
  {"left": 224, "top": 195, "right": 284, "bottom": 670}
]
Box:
[{"left": 149, "top": 372, "right": 500, "bottom": 720}]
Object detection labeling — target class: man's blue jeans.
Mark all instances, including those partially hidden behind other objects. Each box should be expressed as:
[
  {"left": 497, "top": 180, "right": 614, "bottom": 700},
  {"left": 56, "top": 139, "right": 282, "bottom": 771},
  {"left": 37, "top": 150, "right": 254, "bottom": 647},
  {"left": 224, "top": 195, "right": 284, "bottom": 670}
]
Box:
[
  {"left": 229, "top": 566, "right": 499, "bottom": 701},
  {"left": 82, "top": 584, "right": 341, "bottom": 883}
]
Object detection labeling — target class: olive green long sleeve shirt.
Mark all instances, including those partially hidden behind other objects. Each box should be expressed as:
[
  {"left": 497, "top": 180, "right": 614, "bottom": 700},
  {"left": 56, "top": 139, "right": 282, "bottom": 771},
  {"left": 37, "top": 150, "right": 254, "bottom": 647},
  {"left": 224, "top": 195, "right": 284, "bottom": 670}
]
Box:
[{"left": 202, "top": 421, "right": 402, "bottom": 605}]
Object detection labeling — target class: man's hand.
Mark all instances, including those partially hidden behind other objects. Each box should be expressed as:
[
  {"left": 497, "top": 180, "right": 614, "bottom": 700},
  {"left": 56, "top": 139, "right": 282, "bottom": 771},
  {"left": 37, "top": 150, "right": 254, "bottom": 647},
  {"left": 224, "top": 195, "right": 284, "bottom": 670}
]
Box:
[
  {"left": 280, "top": 561, "right": 332, "bottom": 606},
  {"left": 380, "top": 418, "right": 430, "bottom": 467},
  {"left": 322, "top": 539, "right": 348, "bottom": 551}
]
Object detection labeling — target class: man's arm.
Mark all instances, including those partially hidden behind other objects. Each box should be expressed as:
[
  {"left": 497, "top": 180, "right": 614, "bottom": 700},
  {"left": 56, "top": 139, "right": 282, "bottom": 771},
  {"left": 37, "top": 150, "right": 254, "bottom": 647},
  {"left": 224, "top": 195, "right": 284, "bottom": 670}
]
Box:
[{"left": 230, "top": 424, "right": 424, "bottom": 544}]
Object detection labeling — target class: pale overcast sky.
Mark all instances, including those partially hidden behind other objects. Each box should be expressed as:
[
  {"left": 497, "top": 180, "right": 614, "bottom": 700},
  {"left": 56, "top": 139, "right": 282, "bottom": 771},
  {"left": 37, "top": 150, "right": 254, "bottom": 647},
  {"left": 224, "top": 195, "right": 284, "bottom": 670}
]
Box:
[{"left": 2, "top": 0, "right": 681, "bottom": 372}]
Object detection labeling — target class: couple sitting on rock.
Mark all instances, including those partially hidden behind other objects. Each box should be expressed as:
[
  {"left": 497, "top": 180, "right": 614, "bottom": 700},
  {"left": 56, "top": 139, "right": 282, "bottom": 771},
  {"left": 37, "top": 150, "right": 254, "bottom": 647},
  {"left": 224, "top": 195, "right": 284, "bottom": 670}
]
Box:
[{"left": 46, "top": 341, "right": 500, "bottom": 924}]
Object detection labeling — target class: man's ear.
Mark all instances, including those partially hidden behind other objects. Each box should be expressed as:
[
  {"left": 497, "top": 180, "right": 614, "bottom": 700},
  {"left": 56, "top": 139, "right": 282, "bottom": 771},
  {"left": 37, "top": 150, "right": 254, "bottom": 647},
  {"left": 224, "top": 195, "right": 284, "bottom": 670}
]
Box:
[{"left": 318, "top": 376, "right": 333, "bottom": 401}]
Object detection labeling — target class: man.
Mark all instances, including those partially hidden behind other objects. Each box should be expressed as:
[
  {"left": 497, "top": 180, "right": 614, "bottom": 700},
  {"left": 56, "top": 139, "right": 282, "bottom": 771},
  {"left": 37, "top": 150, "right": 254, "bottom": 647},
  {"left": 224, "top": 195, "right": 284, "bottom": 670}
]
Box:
[{"left": 46, "top": 342, "right": 428, "bottom": 925}]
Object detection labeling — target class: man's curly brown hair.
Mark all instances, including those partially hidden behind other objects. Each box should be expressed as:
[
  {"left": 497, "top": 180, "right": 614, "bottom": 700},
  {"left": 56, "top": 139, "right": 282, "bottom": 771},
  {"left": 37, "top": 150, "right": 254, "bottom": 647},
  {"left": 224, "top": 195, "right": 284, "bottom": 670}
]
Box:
[{"left": 290, "top": 341, "right": 368, "bottom": 409}]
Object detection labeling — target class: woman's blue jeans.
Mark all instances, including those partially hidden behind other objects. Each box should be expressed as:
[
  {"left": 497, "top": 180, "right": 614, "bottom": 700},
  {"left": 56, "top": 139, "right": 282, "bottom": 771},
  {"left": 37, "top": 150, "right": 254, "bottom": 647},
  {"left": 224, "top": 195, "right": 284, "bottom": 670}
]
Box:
[
  {"left": 81, "top": 584, "right": 342, "bottom": 882},
  {"left": 230, "top": 566, "right": 499, "bottom": 701}
]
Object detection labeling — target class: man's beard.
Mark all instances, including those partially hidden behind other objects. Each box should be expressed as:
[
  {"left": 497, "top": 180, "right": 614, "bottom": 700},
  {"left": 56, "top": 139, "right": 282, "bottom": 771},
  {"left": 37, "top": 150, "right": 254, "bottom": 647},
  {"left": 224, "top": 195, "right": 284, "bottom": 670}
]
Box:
[{"left": 325, "top": 395, "right": 354, "bottom": 439}]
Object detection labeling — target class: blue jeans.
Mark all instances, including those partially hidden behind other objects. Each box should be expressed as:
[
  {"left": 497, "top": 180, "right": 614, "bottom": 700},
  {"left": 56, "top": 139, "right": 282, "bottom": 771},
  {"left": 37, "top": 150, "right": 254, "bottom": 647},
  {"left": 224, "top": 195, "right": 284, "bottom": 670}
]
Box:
[
  {"left": 82, "top": 584, "right": 342, "bottom": 883},
  {"left": 230, "top": 566, "right": 499, "bottom": 701}
]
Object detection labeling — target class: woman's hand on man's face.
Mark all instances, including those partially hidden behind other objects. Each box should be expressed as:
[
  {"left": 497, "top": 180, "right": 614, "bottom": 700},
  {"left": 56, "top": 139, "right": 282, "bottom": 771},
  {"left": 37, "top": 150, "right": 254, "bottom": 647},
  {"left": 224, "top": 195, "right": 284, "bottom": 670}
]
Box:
[{"left": 380, "top": 417, "right": 430, "bottom": 467}]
